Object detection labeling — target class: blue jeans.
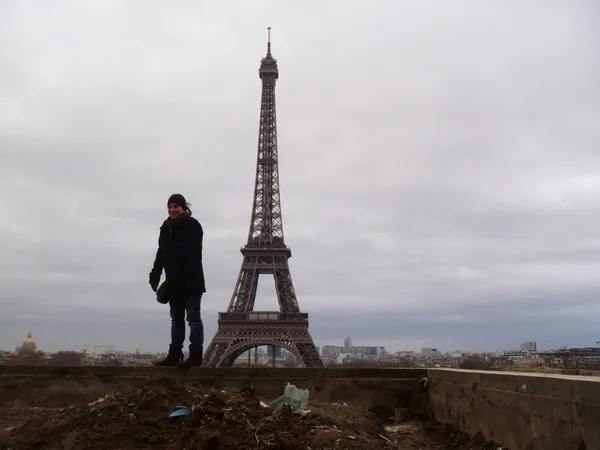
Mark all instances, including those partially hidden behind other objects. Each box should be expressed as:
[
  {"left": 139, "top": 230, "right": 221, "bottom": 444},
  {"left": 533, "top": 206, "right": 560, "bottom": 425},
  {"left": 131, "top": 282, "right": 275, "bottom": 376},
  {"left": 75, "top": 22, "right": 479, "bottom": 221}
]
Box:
[{"left": 170, "top": 294, "right": 203, "bottom": 350}]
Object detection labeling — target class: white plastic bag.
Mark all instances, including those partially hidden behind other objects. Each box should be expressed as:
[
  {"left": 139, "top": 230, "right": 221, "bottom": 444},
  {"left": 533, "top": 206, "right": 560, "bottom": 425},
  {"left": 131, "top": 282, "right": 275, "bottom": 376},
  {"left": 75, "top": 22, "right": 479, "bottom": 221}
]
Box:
[{"left": 274, "top": 383, "right": 309, "bottom": 410}]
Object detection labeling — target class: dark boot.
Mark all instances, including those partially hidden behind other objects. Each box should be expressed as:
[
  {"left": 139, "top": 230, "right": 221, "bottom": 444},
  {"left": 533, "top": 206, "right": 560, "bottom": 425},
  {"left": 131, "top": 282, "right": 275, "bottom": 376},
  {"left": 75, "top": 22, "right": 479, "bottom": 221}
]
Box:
[
  {"left": 179, "top": 345, "right": 203, "bottom": 370},
  {"left": 152, "top": 345, "right": 183, "bottom": 367}
]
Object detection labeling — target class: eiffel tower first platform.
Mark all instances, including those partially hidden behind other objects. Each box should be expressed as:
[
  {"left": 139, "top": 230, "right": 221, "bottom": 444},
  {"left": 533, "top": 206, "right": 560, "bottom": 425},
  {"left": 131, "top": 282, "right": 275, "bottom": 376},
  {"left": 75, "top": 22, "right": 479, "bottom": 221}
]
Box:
[{"left": 203, "top": 32, "right": 323, "bottom": 368}]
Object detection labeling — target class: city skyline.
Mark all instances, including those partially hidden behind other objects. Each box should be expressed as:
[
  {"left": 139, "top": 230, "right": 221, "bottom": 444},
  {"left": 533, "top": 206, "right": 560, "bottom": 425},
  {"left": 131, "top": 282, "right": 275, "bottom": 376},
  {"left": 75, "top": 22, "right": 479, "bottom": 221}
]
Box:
[
  {"left": 0, "top": 329, "right": 593, "bottom": 356},
  {"left": 1, "top": 2, "right": 599, "bottom": 355}
]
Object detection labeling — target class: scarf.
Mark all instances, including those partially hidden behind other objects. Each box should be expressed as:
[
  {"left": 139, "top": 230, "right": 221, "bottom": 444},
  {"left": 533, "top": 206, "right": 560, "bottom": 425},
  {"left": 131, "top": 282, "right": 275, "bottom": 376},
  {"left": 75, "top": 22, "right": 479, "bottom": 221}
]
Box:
[{"left": 163, "top": 211, "right": 191, "bottom": 229}]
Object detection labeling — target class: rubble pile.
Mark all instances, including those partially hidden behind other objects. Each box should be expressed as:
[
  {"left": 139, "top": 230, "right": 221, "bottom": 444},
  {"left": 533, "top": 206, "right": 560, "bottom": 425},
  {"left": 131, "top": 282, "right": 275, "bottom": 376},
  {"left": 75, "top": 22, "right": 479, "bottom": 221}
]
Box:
[{"left": 0, "top": 375, "right": 498, "bottom": 449}]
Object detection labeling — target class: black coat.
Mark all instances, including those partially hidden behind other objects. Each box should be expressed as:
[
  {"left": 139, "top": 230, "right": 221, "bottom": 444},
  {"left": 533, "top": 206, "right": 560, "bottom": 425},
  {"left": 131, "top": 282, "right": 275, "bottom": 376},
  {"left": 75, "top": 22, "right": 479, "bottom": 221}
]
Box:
[{"left": 150, "top": 214, "right": 206, "bottom": 295}]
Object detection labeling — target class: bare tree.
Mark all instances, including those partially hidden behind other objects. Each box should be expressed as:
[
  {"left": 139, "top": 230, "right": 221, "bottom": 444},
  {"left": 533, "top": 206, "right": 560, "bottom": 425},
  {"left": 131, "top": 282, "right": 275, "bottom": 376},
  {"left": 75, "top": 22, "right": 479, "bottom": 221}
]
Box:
[
  {"left": 544, "top": 347, "right": 583, "bottom": 369},
  {"left": 390, "top": 356, "right": 417, "bottom": 368},
  {"left": 48, "top": 351, "right": 83, "bottom": 366},
  {"left": 341, "top": 358, "right": 370, "bottom": 368},
  {"left": 2, "top": 351, "right": 46, "bottom": 365},
  {"left": 459, "top": 355, "right": 494, "bottom": 370}
]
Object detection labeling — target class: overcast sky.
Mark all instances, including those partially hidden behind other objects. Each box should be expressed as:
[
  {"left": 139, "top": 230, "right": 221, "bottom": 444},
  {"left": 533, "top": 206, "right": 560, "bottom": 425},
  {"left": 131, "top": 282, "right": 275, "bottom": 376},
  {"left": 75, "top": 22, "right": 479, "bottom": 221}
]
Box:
[{"left": 1, "top": 1, "right": 599, "bottom": 355}]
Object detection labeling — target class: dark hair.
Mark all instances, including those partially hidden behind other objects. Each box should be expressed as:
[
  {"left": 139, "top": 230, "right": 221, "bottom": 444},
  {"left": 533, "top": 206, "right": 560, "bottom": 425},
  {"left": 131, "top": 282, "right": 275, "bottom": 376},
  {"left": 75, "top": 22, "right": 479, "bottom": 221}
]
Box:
[{"left": 167, "top": 193, "right": 192, "bottom": 214}]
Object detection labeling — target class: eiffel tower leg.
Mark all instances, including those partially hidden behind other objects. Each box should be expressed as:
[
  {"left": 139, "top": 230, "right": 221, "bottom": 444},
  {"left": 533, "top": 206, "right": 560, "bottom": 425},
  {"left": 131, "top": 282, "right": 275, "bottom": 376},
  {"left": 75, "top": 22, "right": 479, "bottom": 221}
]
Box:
[
  {"left": 229, "top": 257, "right": 259, "bottom": 312},
  {"left": 202, "top": 328, "right": 230, "bottom": 368},
  {"left": 274, "top": 266, "right": 299, "bottom": 313},
  {"left": 203, "top": 261, "right": 257, "bottom": 367},
  {"left": 273, "top": 266, "right": 322, "bottom": 367}
]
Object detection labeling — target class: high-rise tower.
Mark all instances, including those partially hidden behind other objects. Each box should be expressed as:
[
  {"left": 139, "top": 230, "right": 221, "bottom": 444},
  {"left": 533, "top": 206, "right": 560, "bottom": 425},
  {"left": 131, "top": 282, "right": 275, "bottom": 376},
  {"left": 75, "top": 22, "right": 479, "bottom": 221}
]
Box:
[{"left": 203, "top": 31, "right": 323, "bottom": 368}]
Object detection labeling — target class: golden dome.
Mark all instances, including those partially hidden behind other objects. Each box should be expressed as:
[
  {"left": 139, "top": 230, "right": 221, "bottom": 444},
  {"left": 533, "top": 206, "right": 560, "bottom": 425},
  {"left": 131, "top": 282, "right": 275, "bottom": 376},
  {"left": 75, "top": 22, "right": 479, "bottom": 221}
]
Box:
[
  {"left": 21, "top": 331, "right": 37, "bottom": 352},
  {"left": 23, "top": 331, "right": 35, "bottom": 344}
]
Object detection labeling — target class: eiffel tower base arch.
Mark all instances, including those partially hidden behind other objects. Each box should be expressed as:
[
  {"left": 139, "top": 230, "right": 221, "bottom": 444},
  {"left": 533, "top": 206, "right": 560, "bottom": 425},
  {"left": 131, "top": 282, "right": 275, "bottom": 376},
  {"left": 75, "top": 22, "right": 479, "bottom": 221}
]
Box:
[{"left": 203, "top": 317, "right": 323, "bottom": 368}]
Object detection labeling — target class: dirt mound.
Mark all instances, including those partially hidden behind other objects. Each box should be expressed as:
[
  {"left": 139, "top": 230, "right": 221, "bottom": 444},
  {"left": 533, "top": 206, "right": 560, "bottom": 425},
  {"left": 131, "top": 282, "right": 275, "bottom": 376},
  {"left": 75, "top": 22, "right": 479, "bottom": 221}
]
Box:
[{"left": 0, "top": 375, "right": 498, "bottom": 450}]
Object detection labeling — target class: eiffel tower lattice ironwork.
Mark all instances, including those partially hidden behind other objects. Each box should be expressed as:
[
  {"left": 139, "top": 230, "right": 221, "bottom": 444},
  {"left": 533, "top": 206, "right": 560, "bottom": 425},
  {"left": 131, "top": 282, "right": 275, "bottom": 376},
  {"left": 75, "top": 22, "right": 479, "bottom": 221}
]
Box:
[{"left": 203, "top": 31, "right": 323, "bottom": 368}]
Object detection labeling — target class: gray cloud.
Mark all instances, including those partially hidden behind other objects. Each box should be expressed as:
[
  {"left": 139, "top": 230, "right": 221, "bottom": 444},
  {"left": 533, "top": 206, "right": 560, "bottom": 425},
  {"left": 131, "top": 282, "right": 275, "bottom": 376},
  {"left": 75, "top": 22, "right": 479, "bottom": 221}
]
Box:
[{"left": 1, "top": 1, "right": 599, "bottom": 354}]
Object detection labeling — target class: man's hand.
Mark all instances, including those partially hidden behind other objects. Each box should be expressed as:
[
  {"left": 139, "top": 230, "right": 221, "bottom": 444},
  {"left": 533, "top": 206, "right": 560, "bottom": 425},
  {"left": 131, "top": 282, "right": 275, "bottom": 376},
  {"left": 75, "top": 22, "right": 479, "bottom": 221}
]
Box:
[{"left": 149, "top": 272, "right": 160, "bottom": 292}]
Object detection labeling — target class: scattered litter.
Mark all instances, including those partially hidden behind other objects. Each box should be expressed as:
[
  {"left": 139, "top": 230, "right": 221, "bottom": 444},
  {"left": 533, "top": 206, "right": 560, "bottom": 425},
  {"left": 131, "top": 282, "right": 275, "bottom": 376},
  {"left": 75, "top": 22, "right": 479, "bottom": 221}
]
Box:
[
  {"left": 379, "top": 434, "right": 392, "bottom": 442},
  {"left": 168, "top": 401, "right": 203, "bottom": 419},
  {"left": 386, "top": 424, "right": 415, "bottom": 433},
  {"left": 87, "top": 397, "right": 106, "bottom": 407},
  {"left": 259, "top": 401, "right": 270, "bottom": 408},
  {"left": 169, "top": 406, "right": 191, "bottom": 418},
  {"left": 274, "top": 383, "right": 309, "bottom": 411},
  {"left": 394, "top": 407, "right": 409, "bottom": 423},
  {"left": 87, "top": 392, "right": 116, "bottom": 407}
]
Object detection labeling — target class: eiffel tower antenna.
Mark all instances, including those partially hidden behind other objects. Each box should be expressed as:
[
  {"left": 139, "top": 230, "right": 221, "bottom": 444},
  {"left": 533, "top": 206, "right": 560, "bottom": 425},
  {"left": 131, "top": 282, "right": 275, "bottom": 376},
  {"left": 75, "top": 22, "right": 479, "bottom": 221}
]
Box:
[
  {"left": 267, "top": 27, "right": 272, "bottom": 55},
  {"left": 203, "top": 31, "right": 323, "bottom": 368}
]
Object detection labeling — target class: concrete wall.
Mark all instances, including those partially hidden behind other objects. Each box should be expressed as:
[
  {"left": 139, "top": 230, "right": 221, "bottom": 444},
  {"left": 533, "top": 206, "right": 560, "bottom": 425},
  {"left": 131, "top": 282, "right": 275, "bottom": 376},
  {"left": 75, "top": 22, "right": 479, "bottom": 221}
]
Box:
[
  {"left": 501, "top": 367, "right": 600, "bottom": 377},
  {"left": 427, "top": 368, "right": 600, "bottom": 450}
]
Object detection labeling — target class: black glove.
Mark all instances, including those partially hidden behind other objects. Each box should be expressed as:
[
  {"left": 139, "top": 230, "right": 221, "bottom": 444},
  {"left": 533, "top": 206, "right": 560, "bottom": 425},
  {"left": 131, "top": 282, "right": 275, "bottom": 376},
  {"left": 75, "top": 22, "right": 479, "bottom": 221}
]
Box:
[{"left": 149, "top": 273, "right": 160, "bottom": 292}]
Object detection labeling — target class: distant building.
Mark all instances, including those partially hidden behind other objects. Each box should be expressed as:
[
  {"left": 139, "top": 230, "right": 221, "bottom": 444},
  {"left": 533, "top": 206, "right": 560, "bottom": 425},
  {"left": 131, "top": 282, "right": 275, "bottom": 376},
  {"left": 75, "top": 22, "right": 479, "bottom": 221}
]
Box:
[
  {"left": 267, "top": 345, "right": 282, "bottom": 357},
  {"left": 322, "top": 344, "right": 386, "bottom": 358},
  {"left": 349, "top": 346, "right": 386, "bottom": 357},
  {"left": 503, "top": 350, "right": 533, "bottom": 361},
  {"left": 20, "top": 331, "right": 37, "bottom": 353},
  {"left": 344, "top": 337, "right": 353, "bottom": 348},
  {"left": 322, "top": 345, "right": 343, "bottom": 357},
  {"left": 568, "top": 347, "right": 600, "bottom": 364},
  {"left": 337, "top": 353, "right": 351, "bottom": 364},
  {"left": 520, "top": 341, "right": 537, "bottom": 352},
  {"left": 421, "top": 348, "right": 441, "bottom": 357}
]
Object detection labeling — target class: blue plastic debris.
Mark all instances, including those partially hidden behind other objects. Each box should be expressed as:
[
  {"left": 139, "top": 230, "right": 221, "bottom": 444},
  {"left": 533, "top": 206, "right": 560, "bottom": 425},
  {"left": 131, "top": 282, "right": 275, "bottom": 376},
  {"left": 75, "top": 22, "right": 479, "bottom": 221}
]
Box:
[
  {"left": 168, "top": 401, "right": 203, "bottom": 418},
  {"left": 169, "top": 407, "right": 191, "bottom": 418}
]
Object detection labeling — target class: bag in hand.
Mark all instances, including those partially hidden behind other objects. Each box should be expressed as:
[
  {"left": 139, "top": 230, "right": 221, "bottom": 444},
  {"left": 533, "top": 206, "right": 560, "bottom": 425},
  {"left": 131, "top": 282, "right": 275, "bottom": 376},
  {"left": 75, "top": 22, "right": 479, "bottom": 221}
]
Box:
[{"left": 156, "top": 280, "right": 179, "bottom": 304}]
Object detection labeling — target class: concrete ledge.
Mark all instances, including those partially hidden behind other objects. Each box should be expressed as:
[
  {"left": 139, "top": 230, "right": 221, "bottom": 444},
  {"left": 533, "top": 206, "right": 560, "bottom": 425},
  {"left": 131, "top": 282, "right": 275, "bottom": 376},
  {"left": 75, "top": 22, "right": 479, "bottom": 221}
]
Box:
[
  {"left": 502, "top": 367, "right": 600, "bottom": 377},
  {"left": 427, "top": 368, "right": 600, "bottom": 450},
  {"left": 0, "top": 365, "right": 427, "bottom": 379}
]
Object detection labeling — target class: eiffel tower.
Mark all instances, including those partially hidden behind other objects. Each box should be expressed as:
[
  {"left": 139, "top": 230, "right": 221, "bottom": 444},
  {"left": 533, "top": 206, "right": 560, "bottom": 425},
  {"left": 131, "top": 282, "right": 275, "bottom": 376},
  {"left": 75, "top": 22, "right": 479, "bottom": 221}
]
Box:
[{"left": 203, "top": 31, "right": 323, "bottom": 368}]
